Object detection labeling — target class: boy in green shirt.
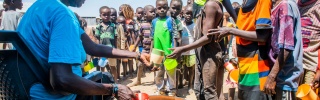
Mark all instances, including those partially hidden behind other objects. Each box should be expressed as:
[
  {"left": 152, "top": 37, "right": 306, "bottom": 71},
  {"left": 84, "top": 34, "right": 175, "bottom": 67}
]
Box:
[
  {"left": 95, "top": 6, "right": 118, "bottom": 82},
  {"left": 151, "top": 0, "right": 179, "bottom": 96}
]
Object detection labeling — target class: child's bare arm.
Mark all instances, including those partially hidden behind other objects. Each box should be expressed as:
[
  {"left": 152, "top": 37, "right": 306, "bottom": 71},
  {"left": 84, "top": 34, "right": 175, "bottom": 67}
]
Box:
[
  {"left": 150, "top": 39, "right": 153, "bottom": 54},
  {"left": 131, "top": 31, "right": 143, "bottom": 51},
  {"left": 264, "top": 48, "right": 291, "bottom": 95},
  {"left": 168, "top": 1, "right": 222, "bottom": 58},
  {"left": 222, "top": 0, "right": 237, "bottom": 22},
  {"left": 208, "top": 27, "right": 270, "bottom": 43}
]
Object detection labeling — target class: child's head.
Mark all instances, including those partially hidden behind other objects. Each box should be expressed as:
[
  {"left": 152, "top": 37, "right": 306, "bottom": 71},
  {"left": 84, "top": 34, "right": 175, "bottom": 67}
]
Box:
[
  {"left": 143, "top": 5, "right": 156, "bottom": 22},
  {"left": 116, "top": 16, "right": 126, "bottom": 25},
  {"left": 80, "top": 18, "right": 87, "bottom": 29},
  {"left": 156, "top": 0, "right": 169, "bottom": 18},
  {"left": 116, "top": 16, "right": 127, "bottom": 33},
  {"left": 74, "top": 12, "right": 87, "bottom": 29},
  {"left": 170, "top": 0, "right": 183, "bottom": 17},
  {"left": 187, "top": 0, "right": 194, "bottom": 5},
  {"left": 119, "top": 5, "right": 124, "bottom": 16},
  {"left": 135, "top": 7, "right": 144, "bottom": 21},
  {"left": 180, "top": 6, "right": 186, "bottom": 18},
  {"left": 99, "top": 6, "right": 111, "bottom": 23},
  {"left": 184, "top": 5, "right": 193, "bottom": 23},
  {"left": 96, "top": 18, "right": 101, "bottom": 24},
  {"left": 110, "top": 8, "right": 118, "bottom": 23},
  {"left": 120, "top": 4, "right": 134, "bottom": 20},
  {"left": 4, "top": 0, "right": 23, "bottom": 10},
  {"left": 232, "top": 2, "right": 240, "bottom": 8},
  {"left": 2, "top": 1, "right": 8, "bottom": 10}
]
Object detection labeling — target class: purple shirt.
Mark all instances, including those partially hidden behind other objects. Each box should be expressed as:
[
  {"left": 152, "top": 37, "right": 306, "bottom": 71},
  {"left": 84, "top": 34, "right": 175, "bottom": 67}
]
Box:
[{"left": 270, "top": 0, "right": 303, "bottom": 91}]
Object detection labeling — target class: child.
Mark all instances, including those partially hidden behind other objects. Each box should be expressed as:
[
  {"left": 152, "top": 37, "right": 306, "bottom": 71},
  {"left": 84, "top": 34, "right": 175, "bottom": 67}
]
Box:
[
  {"left": 120, "top": 4, "right": 137, "bottom": 78},
  {"left": 265, "top": 0, "right": 302, "bottom": 99},
  {"left": 170, "top": 0, "right": 183, "bottom": 36},
  {"left": 180, "top": 5, "right": 195, "bottom": 93},
  {"left": 168, "top": 0, "right": 237, "bottom": 99},
  {"left": 1, "top": 0, "right": 23, "bottom": 49},
  {"left": 74, "top": 12, "right": 88, "bottom": 76},
  {"left": 0, "top": 1, "right": 8, "bottom": 26},
  {"left": 179, "top": 6, "right": 186, "bottom": 21},
  {"left": 222, "top": 12, "right": 236, "bottom": 60},
  {"left": 110, "top": 8, "right": 118, "bottom": 24},
  {"left": 0, "top": 2, "right": 7, "bottom": 50},
  {"left": 299, "top": 0, "right": 320, "bottom": 88},
  {"left": 110, "top": 7, "right": 122, "bottom": 80},
  {"left": 202, "top": 0, "right": 272, "bottom": 99},
  {"left": 302, "top": 0, "right": 320, "bottom": 90},
  {"left": 169, "top": 0, "right": 184, "bottom": 91},
  {"left": 151, "top": 0, "right": 178, "bottom": 96},
  {"left": 118, "top": 5, "right": 124, "bottom": 16},
  {"left": 129, "top": 5, "right": 156, "bottom": 87},
  {"left": 116, "top": 16, "right": 129, "bottom": 78},
  {"left": 134, "top": 7, "right": 144, "bottom": 61},
  {"left": 187, "top": 0, "right": 194, "bottom": 5},
  {"left": 95, "top": 6, "right": 118, "bottom": 82},
  {"left": 135, "top": 7, "right": 144, "bottom": 23}
]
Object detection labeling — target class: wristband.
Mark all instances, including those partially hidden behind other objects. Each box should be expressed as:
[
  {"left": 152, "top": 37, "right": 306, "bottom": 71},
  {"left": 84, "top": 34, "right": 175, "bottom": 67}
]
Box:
[{"left": 112, "top": 84, "right": 118, "bottom": 97}]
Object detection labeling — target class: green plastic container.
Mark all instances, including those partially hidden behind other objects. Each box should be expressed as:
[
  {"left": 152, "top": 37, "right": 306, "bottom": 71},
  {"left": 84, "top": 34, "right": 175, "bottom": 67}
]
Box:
[{"left": 164, "top": 58, "right": 178, "bottom": 70}]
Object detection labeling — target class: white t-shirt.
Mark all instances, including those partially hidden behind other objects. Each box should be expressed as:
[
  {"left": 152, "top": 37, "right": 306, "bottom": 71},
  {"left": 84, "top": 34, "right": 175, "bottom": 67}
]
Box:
[{"left": 181, "top": 22, "right": 195, "bottom": 55}]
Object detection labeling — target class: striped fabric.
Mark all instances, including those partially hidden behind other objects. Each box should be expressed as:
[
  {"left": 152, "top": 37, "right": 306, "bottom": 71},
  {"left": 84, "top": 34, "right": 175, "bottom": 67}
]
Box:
[
  {"left": 236, "top": 0, "right": 272, "bottom": 91},
  {"left": 298, "top": 0, "right": 320, "bottom": 72},
  {"left": 299, "top": 0, "right": 320, "bottom": 52}
]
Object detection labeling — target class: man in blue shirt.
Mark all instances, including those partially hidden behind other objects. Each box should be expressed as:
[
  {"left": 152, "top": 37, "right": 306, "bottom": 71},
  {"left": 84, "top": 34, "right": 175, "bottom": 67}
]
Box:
[{"left": 17, "top": 0, "right": 150, "bottom": 99}]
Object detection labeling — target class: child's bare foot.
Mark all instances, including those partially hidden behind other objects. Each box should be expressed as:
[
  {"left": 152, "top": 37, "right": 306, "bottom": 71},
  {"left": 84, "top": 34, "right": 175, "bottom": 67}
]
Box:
[
  {"left": 188, "top": 89, "right": 194, "bottom": 94},
  {"left": 128, "top": 81, "right": 142, "bottom": 87},
  {"left": 184, "top": 80, "right": 188, "bottom": 86}
]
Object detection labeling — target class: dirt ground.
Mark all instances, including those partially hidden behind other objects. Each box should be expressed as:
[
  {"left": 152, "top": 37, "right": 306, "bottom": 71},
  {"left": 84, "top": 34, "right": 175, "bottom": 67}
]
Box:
[{"left": 112, "top": 63, "right": 239, "bottom": 100}]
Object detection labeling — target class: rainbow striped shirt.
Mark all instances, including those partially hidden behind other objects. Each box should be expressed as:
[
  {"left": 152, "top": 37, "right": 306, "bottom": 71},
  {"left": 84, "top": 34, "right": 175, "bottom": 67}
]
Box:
[{"left": 236, "top": 0, "right": 272, "bottom": 91}]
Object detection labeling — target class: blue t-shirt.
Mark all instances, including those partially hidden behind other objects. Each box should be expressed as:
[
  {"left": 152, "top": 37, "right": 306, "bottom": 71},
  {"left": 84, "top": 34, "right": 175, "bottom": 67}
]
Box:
[{"left": 17, "top": 0, "right": 86, "bottom": 99}]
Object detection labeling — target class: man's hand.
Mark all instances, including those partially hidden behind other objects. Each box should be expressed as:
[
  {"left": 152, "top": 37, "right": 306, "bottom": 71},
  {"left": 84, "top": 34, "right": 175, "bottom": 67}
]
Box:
[
  {"left": 311, "top": 70, "right": 320, "bottom": 89},
  {"left": 117, "top": 84, "right": 136, "bottom": 100},
  {"left": 263, "top": 75, "right": 277, "bottom": 95},
  {"left": 167, "top": 47, "right": 184, "bottom": 59},
  {"left": 207, "top": 27, "right": 231, "bottom": 42},
  {"left": 151, "top": 65, "right": 160, "bottom": 71},
  {"left": 138, "top": 53, "right": 151, "bottom": 66}
]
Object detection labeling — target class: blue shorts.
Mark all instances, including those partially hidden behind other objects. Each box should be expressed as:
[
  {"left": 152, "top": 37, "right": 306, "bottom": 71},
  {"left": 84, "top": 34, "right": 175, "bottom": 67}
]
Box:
[{"left": 139, "top": 46, "right": 143, "bottom": 53}]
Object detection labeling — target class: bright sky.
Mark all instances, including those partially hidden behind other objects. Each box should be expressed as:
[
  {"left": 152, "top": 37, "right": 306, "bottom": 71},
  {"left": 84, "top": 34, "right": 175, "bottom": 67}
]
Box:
[{"left": 0, "top": 0, "right": 243, "bottom": 17}]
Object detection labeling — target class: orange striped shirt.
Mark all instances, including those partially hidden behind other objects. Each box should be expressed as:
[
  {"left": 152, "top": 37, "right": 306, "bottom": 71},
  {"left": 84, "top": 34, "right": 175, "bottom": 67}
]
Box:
[{"left": 236, "top": 0, "right": 272, "bottom": 91}]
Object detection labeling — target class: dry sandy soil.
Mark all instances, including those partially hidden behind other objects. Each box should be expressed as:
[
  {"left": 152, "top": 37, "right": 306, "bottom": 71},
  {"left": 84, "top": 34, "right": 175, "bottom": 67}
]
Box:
[{"left": 114, "top": 66, "right": 239, "bottom": 100}]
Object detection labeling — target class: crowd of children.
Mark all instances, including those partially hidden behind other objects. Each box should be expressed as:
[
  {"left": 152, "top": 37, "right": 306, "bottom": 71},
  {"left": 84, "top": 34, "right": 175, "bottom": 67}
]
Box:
[
  {"left": 73, "top": 0, "right": 198, "bottom": 97},
  {"left": 2, "top": 0, "right": 320, "bottom": 100}
]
